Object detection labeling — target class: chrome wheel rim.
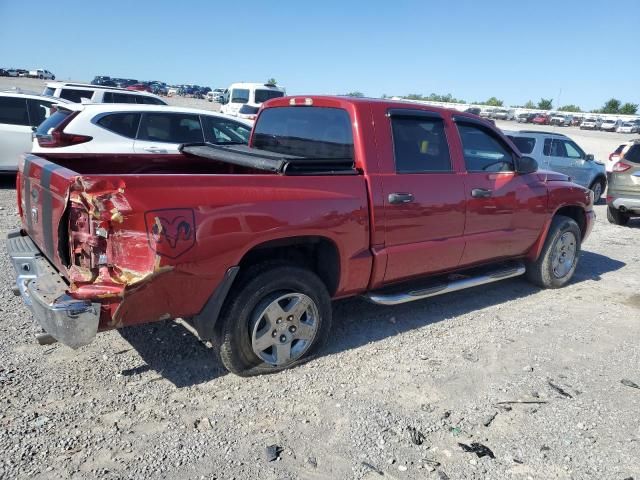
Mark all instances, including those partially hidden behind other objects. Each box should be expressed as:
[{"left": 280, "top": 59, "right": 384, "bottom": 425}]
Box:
[
  {"left": 250, "top": 293, "right": 319, "bottom": 366},
  {"left": 551, "top": 232, "right": 577, "bottom": 278},
  {"left": 592, "top": 183, "right": 602, "bottom": 202}
]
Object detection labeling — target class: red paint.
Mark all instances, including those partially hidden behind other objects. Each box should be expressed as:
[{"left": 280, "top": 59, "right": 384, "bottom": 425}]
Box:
[{"left": 17, "top": 96, "right": 594, "bottom": 334}]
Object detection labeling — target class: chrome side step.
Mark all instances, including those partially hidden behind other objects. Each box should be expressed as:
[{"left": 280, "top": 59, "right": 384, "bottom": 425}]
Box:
[{"left": 363, "top": 263, "right": 526, "bottom": 306}]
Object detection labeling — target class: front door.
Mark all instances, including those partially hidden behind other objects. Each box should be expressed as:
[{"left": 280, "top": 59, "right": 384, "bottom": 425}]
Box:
[
  {"left": 381, "top": 111, "right": 466, "bottom": 283},
  {"left": 455, "top": 120, "right": 548, "bottom": 266}
]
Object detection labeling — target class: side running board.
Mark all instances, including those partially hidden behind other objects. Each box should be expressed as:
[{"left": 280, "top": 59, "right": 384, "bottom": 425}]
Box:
[{"left": 363, "top": 263, "right": 526, "bottom": 306}]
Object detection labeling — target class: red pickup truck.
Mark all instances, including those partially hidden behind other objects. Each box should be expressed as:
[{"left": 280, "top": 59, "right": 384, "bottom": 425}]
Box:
[{"left": 8, "top": 96, "right": 595, "bottom": 376}]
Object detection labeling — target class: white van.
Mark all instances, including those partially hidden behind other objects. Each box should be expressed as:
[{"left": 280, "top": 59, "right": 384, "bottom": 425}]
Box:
[{"left": 220, "top": 83, "right": 286, "bottom": 117}]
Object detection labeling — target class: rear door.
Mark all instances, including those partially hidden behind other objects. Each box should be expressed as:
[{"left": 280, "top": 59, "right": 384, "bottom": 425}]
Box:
[
  {"left": 133, "top": 112, "right": 204, "bottom": 154},
  {"left": 0, "top": 96, "right": 32, "bottom": 171},
  {"left": 561, "top": 139, "right": 591, "bottom": 187},
  {"left": 380, "top": 109, "right": 466, "bottom": 282}
]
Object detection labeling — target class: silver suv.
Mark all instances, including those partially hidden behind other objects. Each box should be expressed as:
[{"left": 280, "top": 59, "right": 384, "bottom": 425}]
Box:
[
  {"left": 42, "top": 82, "right": 167, "bottom": 105},
  {"left": 505, "top": 130, "right": 607, "bottom": 202}
]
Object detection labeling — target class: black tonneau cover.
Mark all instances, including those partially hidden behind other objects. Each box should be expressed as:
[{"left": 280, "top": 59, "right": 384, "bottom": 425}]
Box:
[{"left": 179, "top": 143, "right": 358, "bottom": 176}]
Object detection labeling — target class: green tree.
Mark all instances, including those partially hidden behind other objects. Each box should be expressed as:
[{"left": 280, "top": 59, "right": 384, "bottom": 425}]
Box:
[
  {"left": 601, "top": 98, "right": 621, "bottom": 114},
  {"left": 537, "top": 98, "right": 553, "bottom": 110},
  {"left": 345, "top": 91, "right": 364, "bottom": 97},
  {"left": 619, "top": 102, "right": 638, "bottom": 115},
  {"left": 482, "top": 96, "right": 503, "bottom": 107},
  {"left": 558, "top": 104, "right": 582, "bottom": 112},
  {"left": 524, "top": 100, "right": 536, "bottom": 109},
  {"left": 266, "top": 77, "right": 277, "bottom": 85}
]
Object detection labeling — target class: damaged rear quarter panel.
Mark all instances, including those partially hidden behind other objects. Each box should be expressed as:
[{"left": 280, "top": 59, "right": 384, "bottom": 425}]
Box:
[{"left": 68, "top": 173, "right": 369, "bottom": 330}]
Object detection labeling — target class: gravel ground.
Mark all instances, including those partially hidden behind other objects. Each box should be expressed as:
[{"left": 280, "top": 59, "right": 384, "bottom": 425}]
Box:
[{"left": 1, "top": 77, "right": 640, "bottom": 480}]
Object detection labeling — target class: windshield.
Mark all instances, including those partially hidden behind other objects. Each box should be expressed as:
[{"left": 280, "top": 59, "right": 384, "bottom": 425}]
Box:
[
  {"left": 239, "top": 105, "right": 259, "bottom": 114},
  {"left": 230, "top": 89, "right": 250, "bottom": 104},
  {"left": 253, "top": 106, "right": 354, "bottom": 160},
  {"left": 254, "top": 89, "right": 284, "bottom": 104}
]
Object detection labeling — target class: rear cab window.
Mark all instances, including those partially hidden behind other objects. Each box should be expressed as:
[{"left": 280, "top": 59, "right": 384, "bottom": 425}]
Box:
[{"left": 252, "top": 106, "right": 354, "bottom": 160}]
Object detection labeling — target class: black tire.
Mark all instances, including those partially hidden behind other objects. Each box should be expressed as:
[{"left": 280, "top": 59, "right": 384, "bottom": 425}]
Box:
[
  {"left": 217, "top": 263, "right": 332, "bottom": 376},
  {"left": 526, "top": 215, "right": 581, "bottom": 289},
  {"left": 607, "top": 205, "right": 629, "bottom": 226},
  {"left": 589, "top": 178, "right": 605, "bottom": 204}
]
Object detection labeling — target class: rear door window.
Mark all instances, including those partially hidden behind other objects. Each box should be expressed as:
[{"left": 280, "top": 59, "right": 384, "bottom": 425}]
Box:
[
  {"left": 138, "top": 113, "right": 204, "bottom": 143},
  {"left": 201, "top": 116, "right": 251, "bottom": 144},
  {"left": 103, "top": 92, "right": 138, "bottom": 104},
  {"left": 543, "top": 138, "right": 567, "bottom": 157},
  {"left": 0, "top": 96, "right": 29, "bottom": 126},
  {"left": 136, "top": 96, "right": 166, "bottom": 105},
  {"left": 456, "top": 123, "right": 514, "bottom": 172},
  {"left": 507, "top": 136, "right": 536, "bottom": 154},
  {"left": 97, "top": 113, "right": 141, "bottom": 138},
  {"left": 625, "top": 144, "right": 640, "bottom": 164},
  {"left": 390, "top": 116, "right": 452, "bottom": 173},
  {"left": 59, "top": 89, "right": 94, "bottom": 102},
  {"left": 254, "top": 89, "right": 285, "bottom": 103},
  {"left": 26, "top": 99, "right": 55, "bottom": 126},
  {"left": 253, "top": 106, "right": 354, "bottom": 159}
]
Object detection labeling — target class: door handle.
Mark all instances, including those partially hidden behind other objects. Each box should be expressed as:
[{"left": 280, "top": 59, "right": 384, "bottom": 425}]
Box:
[
  {"left": 388, "top": 192, "right": 414, "bottom": 204},
  {"left": 143, "top": 146, "right": 164, "bottom": 153},
  {"left": 471, "top": 188, "right": 492, "bottom": 198}
]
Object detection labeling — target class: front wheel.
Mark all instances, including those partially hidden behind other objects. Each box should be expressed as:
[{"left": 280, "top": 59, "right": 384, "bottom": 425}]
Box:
[
  {"left": 526, "top": 215, "right": 581, "bottom": 288},
  {"left": 217, "top": 264, "right": 332, "bottom": 376},
  {"left": 607, "top": 205, "right": 629, "bottom": 226}
]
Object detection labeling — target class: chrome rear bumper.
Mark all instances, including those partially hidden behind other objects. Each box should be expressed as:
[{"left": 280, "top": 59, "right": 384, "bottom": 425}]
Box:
[{"left": 7, "top": 230, "right": 99, "bottom": 348}]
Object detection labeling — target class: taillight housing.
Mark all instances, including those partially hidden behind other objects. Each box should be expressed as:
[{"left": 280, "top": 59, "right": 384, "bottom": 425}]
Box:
[
  {"left": 36, "top": 111, "right": 92, "bottom": 148},
  {"left": 612, "top": 162, "right": 631, "bottom": 172}
]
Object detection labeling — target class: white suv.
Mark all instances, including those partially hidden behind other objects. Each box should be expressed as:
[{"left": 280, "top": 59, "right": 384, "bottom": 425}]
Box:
[
  {"left": 42, "top": 82, "right": 167, "bottom": 105},
  {"left": 0, "top": 90, "right": 70, "bottom": 171},
  {"left": 32, "top": 104, "right": 253, "bottom": 155}
]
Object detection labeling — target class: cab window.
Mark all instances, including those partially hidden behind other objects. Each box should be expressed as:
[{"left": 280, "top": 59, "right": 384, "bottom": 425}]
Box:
[{"left": 391, "top": 116, "right": 452, "bottom": 173}]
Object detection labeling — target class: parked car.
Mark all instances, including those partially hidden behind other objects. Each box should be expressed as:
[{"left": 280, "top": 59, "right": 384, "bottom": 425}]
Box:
[
  {"left": 571, "top": 116, "right": 584, "bottom": 127},
  {"left": 220, "top": 82, "right": 286, "bottom": 117},
  {"left": 550, "top": 113, "right": 573, "bottom": 126},
  {"left": 600, "top": 119, "right": 622, "bottom": 132},
  {"left": 505, "top": 130, "right": 607, "bottom": 202},
  {"left": 0, "top": 69, "right": 8, "bottom": 77},
  {"left": 479, "top": 108, "right": 495, "bottom": 118},
  {"left": 464, "top": 107, "right": 481, "bottom": 116},
  {"left": 6, "top": 69, "right": 19, "bottom": 77},
  {"left": 28, "top": 69, "right": 55, "bottom": 80},
  {"left": 604, "top": 143, "right": 626, "bottom": 177},
  {"left": 32, "top": 104, "right": 253, "bottom": 155},
  {"left": 16, "top": 69, "right": 28, "bottom": 77},
  {"left": 580, "top": 117, "right": 602, "bottom": 130},
  {"left": 516, "top": 112, "right": 536, "bottom": 123},
  {"left": 42, "top": 82, "right": 167, "bottom": 105},
  {"left": 91, "top": 76, "right": 117, "bottom": 87},
  {"left": 9, "top": 96, "right": 595, "bottom": 376},
  {"left": 149, "top": 83, "right": 168, "bottom": 96},
  {"left": 236, "top": 104, "right": 259, "bottom": 121},
  {"left": 532, "top": 114, "right": 550, "bottom": 125},
  {"left": 492, "top": 109, "right": 515, "bottom": 121},
  {"left": 126, "top": 83, "right": 153, "bottom": 93},
  {"left": 616, "top": 121, "right": 639, "bottom": 134},
  {"left": 606, "top": 139, "right": 640, "bottom": 225},
  {"left": 0, "top": 91, "right": 70, "bottom": 171}
]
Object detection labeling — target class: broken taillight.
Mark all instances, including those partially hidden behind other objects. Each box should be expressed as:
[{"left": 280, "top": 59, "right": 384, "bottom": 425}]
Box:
[{"left": 37, "top": 111, "right": 92, "bottom": 148}]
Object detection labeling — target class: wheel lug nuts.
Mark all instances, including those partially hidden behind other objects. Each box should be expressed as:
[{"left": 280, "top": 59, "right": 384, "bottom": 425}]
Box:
[
  {"left": 272, "top": 330, "right": 277, "bottom": 337},
  {"left": 280, "top": 335, "right": 287, "bottom": 343},
  {"left": 287, "top": 315, "right": 294, "bottom": 321},
  {"left": 276, "top": 318, "right": 282, "bottom": 324},
  {"left": 289, "top": 326, "right": 297, "bottom": 333}
]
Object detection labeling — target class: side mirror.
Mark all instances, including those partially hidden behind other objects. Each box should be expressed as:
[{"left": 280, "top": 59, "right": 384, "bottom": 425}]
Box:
[
  {"left": 585, "top": 154, "right": 594, "bottom": 161},
  {"left": 517, "top": 156, "right": 538, "bottom": 174}
]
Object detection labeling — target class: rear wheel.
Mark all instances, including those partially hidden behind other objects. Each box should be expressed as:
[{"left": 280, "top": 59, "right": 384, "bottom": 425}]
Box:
[
  {"left": 607, "top": 205, "right": 630, "bottom": 226},
  {"left": 217, "top": 263, "right": 332, "bottom": 376},
  {"left": 526, "top": 215, "right": 581, "bottom": 288}
]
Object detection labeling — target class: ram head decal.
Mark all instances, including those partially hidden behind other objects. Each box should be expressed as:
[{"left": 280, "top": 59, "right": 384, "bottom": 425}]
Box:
[{"left": 145, "top": 208, "right": 196, "bottom": 259}]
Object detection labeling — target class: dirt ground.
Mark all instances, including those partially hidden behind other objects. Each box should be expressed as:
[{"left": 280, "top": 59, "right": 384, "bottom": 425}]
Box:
[{"left": 1, "top": 77, "right": 639, "bottom": 480}]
